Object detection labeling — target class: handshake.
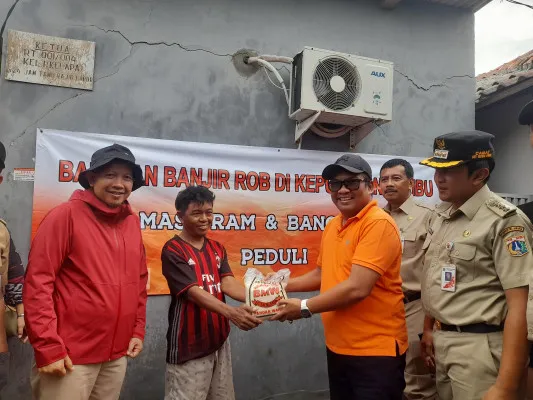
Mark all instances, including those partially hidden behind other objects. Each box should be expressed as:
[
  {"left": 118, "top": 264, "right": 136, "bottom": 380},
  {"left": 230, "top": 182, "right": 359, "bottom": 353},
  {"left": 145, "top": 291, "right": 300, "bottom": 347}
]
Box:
[{"left": 227, "top": 298, "right": 306, "bottom": 331}]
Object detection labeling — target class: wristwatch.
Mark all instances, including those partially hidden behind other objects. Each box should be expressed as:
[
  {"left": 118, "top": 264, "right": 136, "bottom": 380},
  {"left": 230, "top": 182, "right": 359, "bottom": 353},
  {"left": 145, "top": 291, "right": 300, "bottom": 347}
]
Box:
[{"left": 300, "top": 299, "right": 312, "bottom": 318}]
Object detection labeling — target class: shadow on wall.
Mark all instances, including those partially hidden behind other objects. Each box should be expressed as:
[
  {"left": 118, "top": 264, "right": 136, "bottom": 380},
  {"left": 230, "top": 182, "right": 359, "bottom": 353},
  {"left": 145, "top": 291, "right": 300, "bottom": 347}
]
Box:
[{"left": 2, "top": 336, "right": 34, "bottom": 400}]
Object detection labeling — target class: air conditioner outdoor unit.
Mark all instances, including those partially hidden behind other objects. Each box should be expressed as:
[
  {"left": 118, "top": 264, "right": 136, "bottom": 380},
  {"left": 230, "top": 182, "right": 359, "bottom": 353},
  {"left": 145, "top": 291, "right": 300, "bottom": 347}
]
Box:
[{"left": 289, "top": 47, "right": 394, "bottom": 128}]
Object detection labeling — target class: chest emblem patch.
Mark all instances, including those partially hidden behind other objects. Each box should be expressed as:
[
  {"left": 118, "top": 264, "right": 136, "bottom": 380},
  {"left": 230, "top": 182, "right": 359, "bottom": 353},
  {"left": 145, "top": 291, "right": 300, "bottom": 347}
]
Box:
[{"left": 505, "top": 235, "right": 529, "bottom": 257}]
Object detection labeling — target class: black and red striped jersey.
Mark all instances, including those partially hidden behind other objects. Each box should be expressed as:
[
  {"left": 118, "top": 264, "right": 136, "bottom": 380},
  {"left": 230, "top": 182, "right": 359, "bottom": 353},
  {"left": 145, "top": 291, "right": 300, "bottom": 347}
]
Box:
[{"left": 161, "top": 235, "right": 233, "bottom": 364}]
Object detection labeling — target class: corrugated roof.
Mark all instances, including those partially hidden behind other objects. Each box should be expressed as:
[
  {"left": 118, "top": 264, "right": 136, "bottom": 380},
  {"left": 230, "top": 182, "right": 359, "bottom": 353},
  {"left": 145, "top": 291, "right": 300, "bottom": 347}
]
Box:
[{"left": 476, "top": 49, "right": 533, "bottom": 108}]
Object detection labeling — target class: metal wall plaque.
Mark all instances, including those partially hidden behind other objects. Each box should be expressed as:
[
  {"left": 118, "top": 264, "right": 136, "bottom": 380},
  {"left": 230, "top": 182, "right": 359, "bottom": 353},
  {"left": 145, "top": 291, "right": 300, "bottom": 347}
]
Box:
[{"left": 5, "top": 30, "right": 96, "bottom": 90}]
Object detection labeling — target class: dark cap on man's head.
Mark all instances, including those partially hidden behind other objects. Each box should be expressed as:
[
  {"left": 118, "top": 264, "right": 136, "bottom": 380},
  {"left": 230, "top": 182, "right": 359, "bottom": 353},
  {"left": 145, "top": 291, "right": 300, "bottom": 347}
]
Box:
[
  {"left": 518, "top": 100, "right": 533, "bottom": 126},
  {"left": 0, "top": 141, "right": 5, "bottom": 170},
  {"left": 78, "top": 143, "right": 145, "bottom": 191},
  {"left": 322, "top": 154, "right": 373, "bottom": 180},
  {"left": 420, "top": 130, "right": 494, "bottom": 169}
]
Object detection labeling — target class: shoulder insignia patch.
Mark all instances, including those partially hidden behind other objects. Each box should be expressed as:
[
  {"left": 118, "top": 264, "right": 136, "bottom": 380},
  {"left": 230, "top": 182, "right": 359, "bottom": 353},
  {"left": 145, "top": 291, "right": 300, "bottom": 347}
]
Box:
[
  {"left": 505, "top": 235, "right": 529, "bottom": 257},
  {"left": 499, "top": 226, "right": 525, "bottom": 237},
  {"left": 486, "top": 198, "right": 516, "bottom": 218}
]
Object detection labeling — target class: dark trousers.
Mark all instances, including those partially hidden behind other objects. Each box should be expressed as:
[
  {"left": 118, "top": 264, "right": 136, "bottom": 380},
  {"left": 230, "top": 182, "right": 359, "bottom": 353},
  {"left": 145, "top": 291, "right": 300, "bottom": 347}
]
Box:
[{"left": 327, "top": 347, "right": 406, "bottom": 400}]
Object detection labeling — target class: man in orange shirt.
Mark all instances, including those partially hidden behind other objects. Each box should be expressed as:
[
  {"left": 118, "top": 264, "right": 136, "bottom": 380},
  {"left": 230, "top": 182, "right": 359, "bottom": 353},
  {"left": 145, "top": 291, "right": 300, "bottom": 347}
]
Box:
[{"left": 272, "top": 154, "right": 408, "bottom": 400}]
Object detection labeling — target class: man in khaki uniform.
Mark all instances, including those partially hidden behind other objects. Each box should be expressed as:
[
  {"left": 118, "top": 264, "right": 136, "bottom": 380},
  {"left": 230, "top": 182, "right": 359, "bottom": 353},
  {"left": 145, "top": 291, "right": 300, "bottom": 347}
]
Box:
[
  {"left": 420, "top": 131, "right": 531, "bottom": 400},
  {"left": 518, "top": 99, "right": 533, "bottom": 400},
  {"left": 0, "top": 141, "right": 10, "bottom": 390},
  {"left": 380, "top": 158, "right": 437, "bottom": 400}
]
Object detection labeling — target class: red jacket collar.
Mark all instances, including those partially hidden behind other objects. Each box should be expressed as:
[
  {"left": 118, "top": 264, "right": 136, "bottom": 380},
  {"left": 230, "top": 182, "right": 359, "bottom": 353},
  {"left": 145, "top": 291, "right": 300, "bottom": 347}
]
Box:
[{"left": 70, "top": 189, "right": 133, "bottom": 218}]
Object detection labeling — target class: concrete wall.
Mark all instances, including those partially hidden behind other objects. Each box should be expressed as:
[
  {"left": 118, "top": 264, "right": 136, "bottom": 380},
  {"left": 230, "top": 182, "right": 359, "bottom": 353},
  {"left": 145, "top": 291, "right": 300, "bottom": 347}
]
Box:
[
  {"left": 476, "top": 89, "right": 533, "bottom": 196},
  {"left": 0, "top": 0, "right": 475, "bottom": 398}
]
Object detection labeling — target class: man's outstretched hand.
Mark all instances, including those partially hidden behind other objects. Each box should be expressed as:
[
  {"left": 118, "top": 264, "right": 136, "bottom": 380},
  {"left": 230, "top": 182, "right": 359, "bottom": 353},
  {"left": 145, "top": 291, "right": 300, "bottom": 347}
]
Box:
[
  {"left": 270, "top": 299, "right": 302, "bottom": 323},
  {"left": 228, "top": 305, "right": 262, "bottom": 331}
]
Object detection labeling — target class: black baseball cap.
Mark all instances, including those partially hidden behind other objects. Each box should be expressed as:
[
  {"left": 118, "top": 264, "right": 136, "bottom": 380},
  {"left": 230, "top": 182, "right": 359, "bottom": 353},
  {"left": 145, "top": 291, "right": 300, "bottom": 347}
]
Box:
[
  {"left": 0, "top": 141, "right": 5, "bottom": 170},
  {"left": 420, "top": 130, "right": 494, "bottom": 169},
  {"left": 322, "top": 154, "right": 373, "bottom": 180},
  {"left": 518, "top": 99, "right": 533, "bottom": 125},
  {"left": 78, "top": 143, "right": 145, "bottom": 191}
]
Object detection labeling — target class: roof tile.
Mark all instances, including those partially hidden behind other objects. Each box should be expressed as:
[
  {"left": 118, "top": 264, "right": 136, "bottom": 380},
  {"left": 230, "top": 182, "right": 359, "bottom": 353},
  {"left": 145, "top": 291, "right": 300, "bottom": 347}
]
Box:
[{"left": 476, "top": 50, "right": 533, "bottom": 103}]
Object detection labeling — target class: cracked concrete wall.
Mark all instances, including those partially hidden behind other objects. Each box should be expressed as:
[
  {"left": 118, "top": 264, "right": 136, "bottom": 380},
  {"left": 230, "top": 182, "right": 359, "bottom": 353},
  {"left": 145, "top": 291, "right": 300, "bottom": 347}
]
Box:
[
  {"left": 476, "top": 89, "right": 533, "bottom": 196},
  {"left": 0, "top": 0, "right": 474, "bottom": 399}
]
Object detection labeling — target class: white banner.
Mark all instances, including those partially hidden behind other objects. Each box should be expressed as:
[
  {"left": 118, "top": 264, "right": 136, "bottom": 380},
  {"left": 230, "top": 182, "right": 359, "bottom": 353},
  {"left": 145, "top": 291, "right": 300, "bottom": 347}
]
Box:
[{"left": 33, "top": 129, "right": 437, "bottom": 294}]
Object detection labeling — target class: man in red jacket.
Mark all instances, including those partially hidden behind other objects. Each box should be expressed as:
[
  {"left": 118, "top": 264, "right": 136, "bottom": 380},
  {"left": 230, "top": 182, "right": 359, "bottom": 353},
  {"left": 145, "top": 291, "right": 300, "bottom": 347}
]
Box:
[{"left": 24, "top": 143, "right": 148, "bottom": 400}]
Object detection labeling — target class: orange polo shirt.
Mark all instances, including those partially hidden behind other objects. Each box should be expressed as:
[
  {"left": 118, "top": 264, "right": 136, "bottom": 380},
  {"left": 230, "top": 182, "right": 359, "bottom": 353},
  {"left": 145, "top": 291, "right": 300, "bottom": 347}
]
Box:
[{"left": 318, "top": 200, "right": 408, "bottom": 357}]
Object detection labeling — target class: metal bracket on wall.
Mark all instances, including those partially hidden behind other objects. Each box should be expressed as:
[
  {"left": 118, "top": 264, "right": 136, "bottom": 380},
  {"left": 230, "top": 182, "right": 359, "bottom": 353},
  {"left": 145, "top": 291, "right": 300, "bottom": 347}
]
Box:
[
  {"left": 294, "top": 111, "right": 321, "bottom": 143},
  {"left": 348, "top": 122, "right": 380, "bottom": 150}
]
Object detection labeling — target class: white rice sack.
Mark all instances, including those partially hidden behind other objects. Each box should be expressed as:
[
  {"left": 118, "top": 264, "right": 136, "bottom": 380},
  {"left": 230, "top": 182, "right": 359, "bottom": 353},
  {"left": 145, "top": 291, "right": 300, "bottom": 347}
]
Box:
[{"left": 244, "top": 268, "right": 291, "bottom": 320}]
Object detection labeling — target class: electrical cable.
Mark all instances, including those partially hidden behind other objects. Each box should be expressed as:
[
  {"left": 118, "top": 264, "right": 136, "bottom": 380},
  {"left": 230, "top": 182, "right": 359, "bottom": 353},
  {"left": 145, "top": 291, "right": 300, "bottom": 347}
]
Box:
[
  {"left": 246, "top": 57, "right": 290, "bottom": 106},
  {"left": 255, "top": 55, "right": 294, "bottom": 64},
  {"left": 263, "top": 67, "right": 285, "bottom": 90}
]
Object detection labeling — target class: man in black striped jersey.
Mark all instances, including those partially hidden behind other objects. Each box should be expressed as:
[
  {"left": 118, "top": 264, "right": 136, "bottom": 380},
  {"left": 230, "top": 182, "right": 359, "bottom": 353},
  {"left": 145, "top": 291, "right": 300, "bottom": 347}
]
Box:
[{"left": 161, "top": 186, "right": 261, "bottom": 400}]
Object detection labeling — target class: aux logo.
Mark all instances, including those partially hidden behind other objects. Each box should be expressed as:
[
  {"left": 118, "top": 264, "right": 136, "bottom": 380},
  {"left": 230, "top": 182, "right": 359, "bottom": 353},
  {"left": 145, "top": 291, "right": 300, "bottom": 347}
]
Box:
[{"left": 371, "top": 71, "right": 386, "bottom": 78}]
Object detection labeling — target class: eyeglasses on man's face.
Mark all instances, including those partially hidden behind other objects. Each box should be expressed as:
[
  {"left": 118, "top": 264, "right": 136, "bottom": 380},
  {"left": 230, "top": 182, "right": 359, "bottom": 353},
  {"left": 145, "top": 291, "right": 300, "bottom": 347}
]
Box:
[{"left": 327, "top": 178, "right": 369, "bottom": 192}]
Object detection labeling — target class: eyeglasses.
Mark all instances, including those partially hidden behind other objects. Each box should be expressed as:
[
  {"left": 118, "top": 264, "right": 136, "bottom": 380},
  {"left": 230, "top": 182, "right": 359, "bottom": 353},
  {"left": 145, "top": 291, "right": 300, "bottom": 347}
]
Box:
[{"left": 327, "top": 178, "right": 369, "bottom": 192}]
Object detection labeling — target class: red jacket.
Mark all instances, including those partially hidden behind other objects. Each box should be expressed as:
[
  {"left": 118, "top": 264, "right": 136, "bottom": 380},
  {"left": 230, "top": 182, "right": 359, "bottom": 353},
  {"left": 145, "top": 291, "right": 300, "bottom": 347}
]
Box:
[{"left": 24, "top": 190, "right": 148, "bottom": 368}]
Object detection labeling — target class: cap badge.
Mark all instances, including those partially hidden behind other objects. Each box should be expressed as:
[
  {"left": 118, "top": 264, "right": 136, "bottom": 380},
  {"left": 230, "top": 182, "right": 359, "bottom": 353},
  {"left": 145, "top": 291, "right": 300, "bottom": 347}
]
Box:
[
  {"left": 434, "top": 149, "right": 449, "bottom": 159},
  {"left": 436, "top": 139, "right": 446, "bottom": 150}
]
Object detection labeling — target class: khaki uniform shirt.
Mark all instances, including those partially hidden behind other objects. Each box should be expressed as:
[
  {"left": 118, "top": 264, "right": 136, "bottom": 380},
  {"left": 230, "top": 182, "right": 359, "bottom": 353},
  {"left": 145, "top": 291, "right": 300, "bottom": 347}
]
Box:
[
  {"left": 523, "top": 222, "right": 533, "bottom": 340},
  {"left": 422, "top": 185, "right": 532, "bottom": 327},
  {"left": 385, "top": 196, "right": 433, "bottom": 293},
  {"left": 0, "top": 219, "right": 9, "bottom": 296}
]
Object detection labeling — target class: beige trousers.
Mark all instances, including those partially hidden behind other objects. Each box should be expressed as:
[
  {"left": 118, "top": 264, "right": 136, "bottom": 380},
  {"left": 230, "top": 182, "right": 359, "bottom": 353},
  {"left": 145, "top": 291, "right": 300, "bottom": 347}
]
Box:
[
  {"left": 31, "top": 357, "right": 127, "bottom": 400},
  {"left": 404, "top": 299, "right": 438, "bottom": 400},
  {"left": 165, "top": 339, "right": 235, "bottom": 400},
  {"left": 434, "top": 330, "right": 526, "bottom": 399}
]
